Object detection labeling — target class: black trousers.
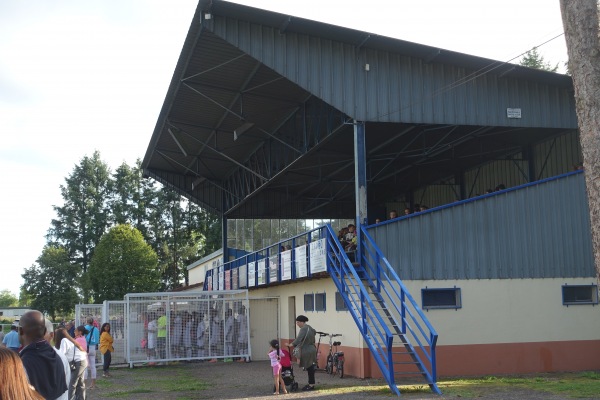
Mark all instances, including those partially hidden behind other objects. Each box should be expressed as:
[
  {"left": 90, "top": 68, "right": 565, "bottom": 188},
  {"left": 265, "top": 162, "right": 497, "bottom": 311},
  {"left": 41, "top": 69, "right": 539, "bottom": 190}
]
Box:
[{"left": 307, "top": 364, "right": 315, "bottom": 385}]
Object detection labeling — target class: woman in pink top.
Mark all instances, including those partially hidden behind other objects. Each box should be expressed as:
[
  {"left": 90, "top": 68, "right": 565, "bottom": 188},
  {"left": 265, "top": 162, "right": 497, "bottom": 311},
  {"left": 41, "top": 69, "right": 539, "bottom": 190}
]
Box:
[{"left": 267, "top": 339, "right": 288, "bottom": 395}]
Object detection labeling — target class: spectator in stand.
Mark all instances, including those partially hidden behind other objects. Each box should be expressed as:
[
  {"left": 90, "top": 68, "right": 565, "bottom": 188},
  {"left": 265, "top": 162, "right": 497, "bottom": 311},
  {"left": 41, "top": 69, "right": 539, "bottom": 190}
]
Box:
[
  {"left": 419, "top": 205, "right": 429, "bottom": 212},
  {"left": 0, "top": 347, "right": 45, "bottom": 400},
  {"left": 389, "top": 210, "right": 398, "bottom": 219},
  {"left": 2, "top": 324, "right": 20, "bottom": 351},
  {"left": 495, "top": 183, "right": 506, "bottom": 191},
  {"left": 344, "top": 224, "right": 357, "bottom": 252},
  {"left": 403, "top": 208, "right": 411, "bottom": 216},
  {"left": 19, "top": 310, "right": 67, "bottom": 400}
]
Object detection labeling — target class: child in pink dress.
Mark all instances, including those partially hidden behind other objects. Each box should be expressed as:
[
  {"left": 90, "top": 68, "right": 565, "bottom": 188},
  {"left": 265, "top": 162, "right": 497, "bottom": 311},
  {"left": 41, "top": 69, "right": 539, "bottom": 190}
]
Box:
[{"left": 267, "top": 339, "right": 288, "bottom": 395}]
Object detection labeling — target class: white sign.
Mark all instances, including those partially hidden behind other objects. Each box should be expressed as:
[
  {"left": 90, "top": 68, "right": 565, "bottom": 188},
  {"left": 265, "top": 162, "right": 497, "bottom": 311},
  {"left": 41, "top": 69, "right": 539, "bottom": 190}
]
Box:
[
  {"left": 269, "top": 255, "right": 278, "bottom": 283},
  {"left": 257, "top": 259, "right": 266, "bottom": 285},
  {"left": 281, "top": 250, "right": 292, "bottom": 280},
  {"left": 218, "top": 266, "right": 224, "bottom": 291},
  {"left": 295, "top": 245, "right": 308, "bottom": 278},
  {"left": 309, "top": 238, "right": 327, "bottom": 273},
  {"left": 506, "top": 108, "right": 521, "bottom": 118},
  {"left": 248, "top": 262, "right": 255, "bottom": 287},
  {"left": 239, "top": 264, "right": 247, "bottom": 288}
]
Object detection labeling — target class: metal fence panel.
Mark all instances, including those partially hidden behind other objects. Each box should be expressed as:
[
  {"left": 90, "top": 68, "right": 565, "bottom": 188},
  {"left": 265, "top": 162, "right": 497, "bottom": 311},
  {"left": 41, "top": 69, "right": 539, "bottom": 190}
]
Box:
[{"left": 124, "top": 290, "right": 250, "bottom": 366}]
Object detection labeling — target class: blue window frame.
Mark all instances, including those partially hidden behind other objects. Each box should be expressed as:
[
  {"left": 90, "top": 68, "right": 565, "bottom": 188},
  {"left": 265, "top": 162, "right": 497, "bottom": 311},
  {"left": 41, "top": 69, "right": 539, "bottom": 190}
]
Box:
[
  {"left": 304, "top": 293, "right": 314, "bottom": 311},
  {"left": 315, "top": 292, "right": 326, "bottom": 312}
]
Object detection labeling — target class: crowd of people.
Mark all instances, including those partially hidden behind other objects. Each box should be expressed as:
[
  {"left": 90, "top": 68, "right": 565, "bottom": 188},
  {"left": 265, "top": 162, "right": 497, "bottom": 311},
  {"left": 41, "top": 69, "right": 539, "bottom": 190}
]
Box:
[
  {"left": 142, "top": 305, "right": 250, "bottom": 364},
  {"left": 1, "top": 310, "right": 113, "bottom": 400}
]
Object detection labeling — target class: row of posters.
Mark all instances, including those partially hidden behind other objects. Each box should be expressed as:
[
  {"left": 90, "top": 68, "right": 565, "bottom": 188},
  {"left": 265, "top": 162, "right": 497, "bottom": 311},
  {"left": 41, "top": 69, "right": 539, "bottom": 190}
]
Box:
[{"left": 209, "top": 238, "right": 328, "bottom": 290}]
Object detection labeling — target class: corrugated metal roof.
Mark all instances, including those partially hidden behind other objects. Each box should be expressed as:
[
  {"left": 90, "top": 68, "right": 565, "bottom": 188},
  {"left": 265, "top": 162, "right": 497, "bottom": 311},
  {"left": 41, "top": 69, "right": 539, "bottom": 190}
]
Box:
[{"left": 143, "top": 0, "right": 578, "bottom": 218}]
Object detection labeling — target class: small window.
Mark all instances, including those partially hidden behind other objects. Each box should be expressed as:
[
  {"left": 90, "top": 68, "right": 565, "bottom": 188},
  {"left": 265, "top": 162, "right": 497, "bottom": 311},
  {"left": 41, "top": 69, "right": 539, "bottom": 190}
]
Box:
[
  {"left": 304, "top": 293, "right": 314, "bottom": 311},
  {"left": 335, "top": 291, "right": 348, "bottom": 311},
  {"left": 315, "top": 292, "right": 326, "bottom": 312},
  {"left": 562, "top": 284, "right": 598, "bottom": 306},
  {"left": 422, "top": 287, "right": 461, "bottom": 310}
]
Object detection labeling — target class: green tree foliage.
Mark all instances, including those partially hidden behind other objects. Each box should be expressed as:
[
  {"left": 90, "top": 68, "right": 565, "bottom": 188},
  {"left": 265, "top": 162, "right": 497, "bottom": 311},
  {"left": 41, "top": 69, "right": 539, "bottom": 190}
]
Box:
[
  {"left": 21, "top": 246, "right": 79, "bottom": 320},
  {"left": 519, "top": 47, "right": 559, "bottom": 72},
  {"left": 89, "top": 224, "right": 160, "bottom": 302},
  {"left": 0, "top": 290, "right": 18, "bottom": 307},
  {"left": 47, "top": 151, "right": 112, "bottom": 278},
  {"left": 24, "top": 151, "right": 222, "bottom": 308}
]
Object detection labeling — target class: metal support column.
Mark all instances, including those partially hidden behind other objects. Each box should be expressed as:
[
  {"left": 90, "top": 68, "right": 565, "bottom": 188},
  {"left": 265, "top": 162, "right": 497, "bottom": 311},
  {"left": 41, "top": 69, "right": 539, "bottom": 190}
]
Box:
[
  {"left": 222, "top": 193, "right": 228, "bottom": 265},
  {"left": 354, "top": 121, "right": 367, "bottom": 260}
]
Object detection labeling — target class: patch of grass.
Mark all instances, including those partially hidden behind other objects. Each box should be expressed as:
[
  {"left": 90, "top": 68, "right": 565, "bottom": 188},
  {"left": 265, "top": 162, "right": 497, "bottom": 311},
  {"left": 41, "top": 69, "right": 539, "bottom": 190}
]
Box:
[
  {"left": 437, "top": 372, "right": 600, "bottom": 399},
  {"left": 104, "top": 388, "right": 154, "bottom": 398}
]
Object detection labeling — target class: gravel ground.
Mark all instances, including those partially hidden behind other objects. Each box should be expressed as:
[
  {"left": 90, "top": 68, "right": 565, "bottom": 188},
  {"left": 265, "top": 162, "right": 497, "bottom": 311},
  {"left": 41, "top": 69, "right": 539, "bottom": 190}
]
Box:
[{"left": 87, "top": 360, "right": 598, "bottom": 400}]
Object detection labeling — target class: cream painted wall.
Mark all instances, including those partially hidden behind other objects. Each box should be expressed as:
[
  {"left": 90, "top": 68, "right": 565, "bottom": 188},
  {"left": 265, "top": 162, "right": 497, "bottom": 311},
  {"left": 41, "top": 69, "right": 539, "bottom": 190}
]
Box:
[
  {"left": 248, "top": 280, "right": 365, "bottom": 352},
  {"left": 244, "top": 277, "right": 600, "bottom": 349},
  {"left": 404, "top": 278, "right": 600, "bottom": 345}
]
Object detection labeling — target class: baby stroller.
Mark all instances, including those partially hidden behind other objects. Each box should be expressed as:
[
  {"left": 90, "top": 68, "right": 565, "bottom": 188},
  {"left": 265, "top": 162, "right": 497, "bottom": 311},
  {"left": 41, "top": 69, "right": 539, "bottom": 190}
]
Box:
[{"left": 274, "top": 348, "right": 299, "bottom": 392}]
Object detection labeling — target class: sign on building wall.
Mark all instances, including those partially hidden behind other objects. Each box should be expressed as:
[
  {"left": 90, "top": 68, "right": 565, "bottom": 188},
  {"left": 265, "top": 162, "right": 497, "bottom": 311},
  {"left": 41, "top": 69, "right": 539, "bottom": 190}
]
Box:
[
  {"left": 232, "top": 268, "right": 238, "bottom": 289},
  {"left": 218, "top": 266, "right": 224, "bottom": 291},
  {"left": 257, "top": 259, "right": 266, "bottom": 285},
  {"left": 269, "top": 255, "right": 278, "bottom": 282},
  {"left": 295, "top": 245, "right": 308, "bottom": 278},
  {"left": 309, "top": 238, "right": 327, "bottom": 273},
  {"left": 281, "top": 249, "right": 292, "bottom": 280},
  {"left": 225, "top": 270, "right": 231, "bottom": 290},
  {"left": 248, "top": 262, "right": 255, "bottom": 287}
]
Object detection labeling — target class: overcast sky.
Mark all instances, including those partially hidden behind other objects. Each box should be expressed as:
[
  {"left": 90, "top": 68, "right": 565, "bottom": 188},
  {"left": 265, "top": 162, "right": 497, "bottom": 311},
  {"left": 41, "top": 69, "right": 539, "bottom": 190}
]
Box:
[{"left": 0, "top": 0, "right": 568, "bottom": 297}]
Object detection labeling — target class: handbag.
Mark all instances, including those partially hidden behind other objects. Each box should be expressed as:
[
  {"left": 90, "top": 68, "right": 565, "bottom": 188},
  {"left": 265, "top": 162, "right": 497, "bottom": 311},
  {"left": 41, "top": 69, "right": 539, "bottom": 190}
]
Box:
[
  {"left": 69, "top": 345, "right": 77, "bottom": 371},
  {"left": 292, "top": 327, "right": 309, "bottom": 360}
]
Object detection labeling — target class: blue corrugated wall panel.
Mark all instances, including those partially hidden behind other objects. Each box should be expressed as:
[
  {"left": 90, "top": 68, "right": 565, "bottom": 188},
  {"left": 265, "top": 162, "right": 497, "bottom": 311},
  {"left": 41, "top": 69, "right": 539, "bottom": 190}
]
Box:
[
  {"left": 210, "top": 16, "right": 577, "bottom": 128},
  {"left": 369, "top": 172, "right": 594, "bottom": 280}
]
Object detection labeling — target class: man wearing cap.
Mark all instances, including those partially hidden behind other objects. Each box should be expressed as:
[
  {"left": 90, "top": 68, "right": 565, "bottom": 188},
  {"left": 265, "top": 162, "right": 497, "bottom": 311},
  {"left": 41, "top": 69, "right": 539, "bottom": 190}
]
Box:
[
  {"left": 19, "top": 310, "right": 67, "bottom": 400},
  {"left": 287, "top": 315, "right": 317, "bottom": 391}
]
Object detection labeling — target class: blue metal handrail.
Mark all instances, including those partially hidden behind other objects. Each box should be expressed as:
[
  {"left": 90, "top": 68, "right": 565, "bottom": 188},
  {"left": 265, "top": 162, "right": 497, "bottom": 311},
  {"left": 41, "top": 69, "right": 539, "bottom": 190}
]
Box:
[
  {"left": 323, "top": 225, "right": 400, "bottom": 395},
  {"left": 359, "top": 226, "right": 439, "bottom": 385}
]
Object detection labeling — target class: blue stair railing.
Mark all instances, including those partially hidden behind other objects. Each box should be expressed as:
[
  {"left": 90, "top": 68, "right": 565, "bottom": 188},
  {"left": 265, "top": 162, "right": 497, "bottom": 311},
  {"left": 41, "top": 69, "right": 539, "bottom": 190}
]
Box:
[
  {"left": 202, "top": 224, "right": 440, "bottom": 395},
  {"left": 325, "top": 224, "right": 441, "bottom": 395}
]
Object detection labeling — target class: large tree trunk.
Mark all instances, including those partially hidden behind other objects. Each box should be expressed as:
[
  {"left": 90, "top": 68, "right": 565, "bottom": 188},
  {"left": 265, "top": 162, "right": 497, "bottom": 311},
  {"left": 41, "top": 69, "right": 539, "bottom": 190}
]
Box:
[{"left": 560, "top": 0, "right": 600, "bottom": 281}]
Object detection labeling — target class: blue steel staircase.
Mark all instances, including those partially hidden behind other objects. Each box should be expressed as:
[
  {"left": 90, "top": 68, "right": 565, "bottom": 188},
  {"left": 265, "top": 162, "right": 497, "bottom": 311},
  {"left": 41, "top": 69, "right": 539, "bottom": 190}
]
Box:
[{"left": 325, "top": 224, "right": 441, "bottom": 396}]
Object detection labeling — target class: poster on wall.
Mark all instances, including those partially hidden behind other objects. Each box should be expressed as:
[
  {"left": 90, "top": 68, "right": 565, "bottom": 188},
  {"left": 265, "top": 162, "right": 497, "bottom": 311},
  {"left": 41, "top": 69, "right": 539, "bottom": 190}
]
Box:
[
  {"left": 281, "top": 250, "right": 292, "bottom": 280},
  {"left": 295, "top": 245, "right": 308, "bottom": 278},
  {"left": 207, "top": 274, "right": 213, "bottom": 291},
  {"left": 212, "top": 270, "right": 218, "bottom": 291},
  {"left": 248, "top": 262, "right": 256, "bottom": 287},
  {"left": 225, "top": 270, "right": 231, "bottom": 290},
  {"left": 257, "top": 259, "right": 266, "bottom": 285},
  {"left": 239, "top": 264, "right": 247, "bottom": 288},
  {"left": 218, "top": 266, "right": 224, "bottom": 291},
  {"left": 232, "top": 268, "right": 239, "bottom": 289},
  {"left": 309, "top": 238, "right": 327, "bottom": 273},
  {"left": 269, "top": 255, "right": 278, "bottom": 283}
]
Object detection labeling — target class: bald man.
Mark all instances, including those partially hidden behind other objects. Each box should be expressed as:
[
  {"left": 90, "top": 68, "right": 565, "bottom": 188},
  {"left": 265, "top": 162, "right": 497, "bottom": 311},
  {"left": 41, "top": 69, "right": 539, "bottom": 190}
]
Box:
[{"left": 19, "top": 310, "right": 68, "bottom": 400}]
